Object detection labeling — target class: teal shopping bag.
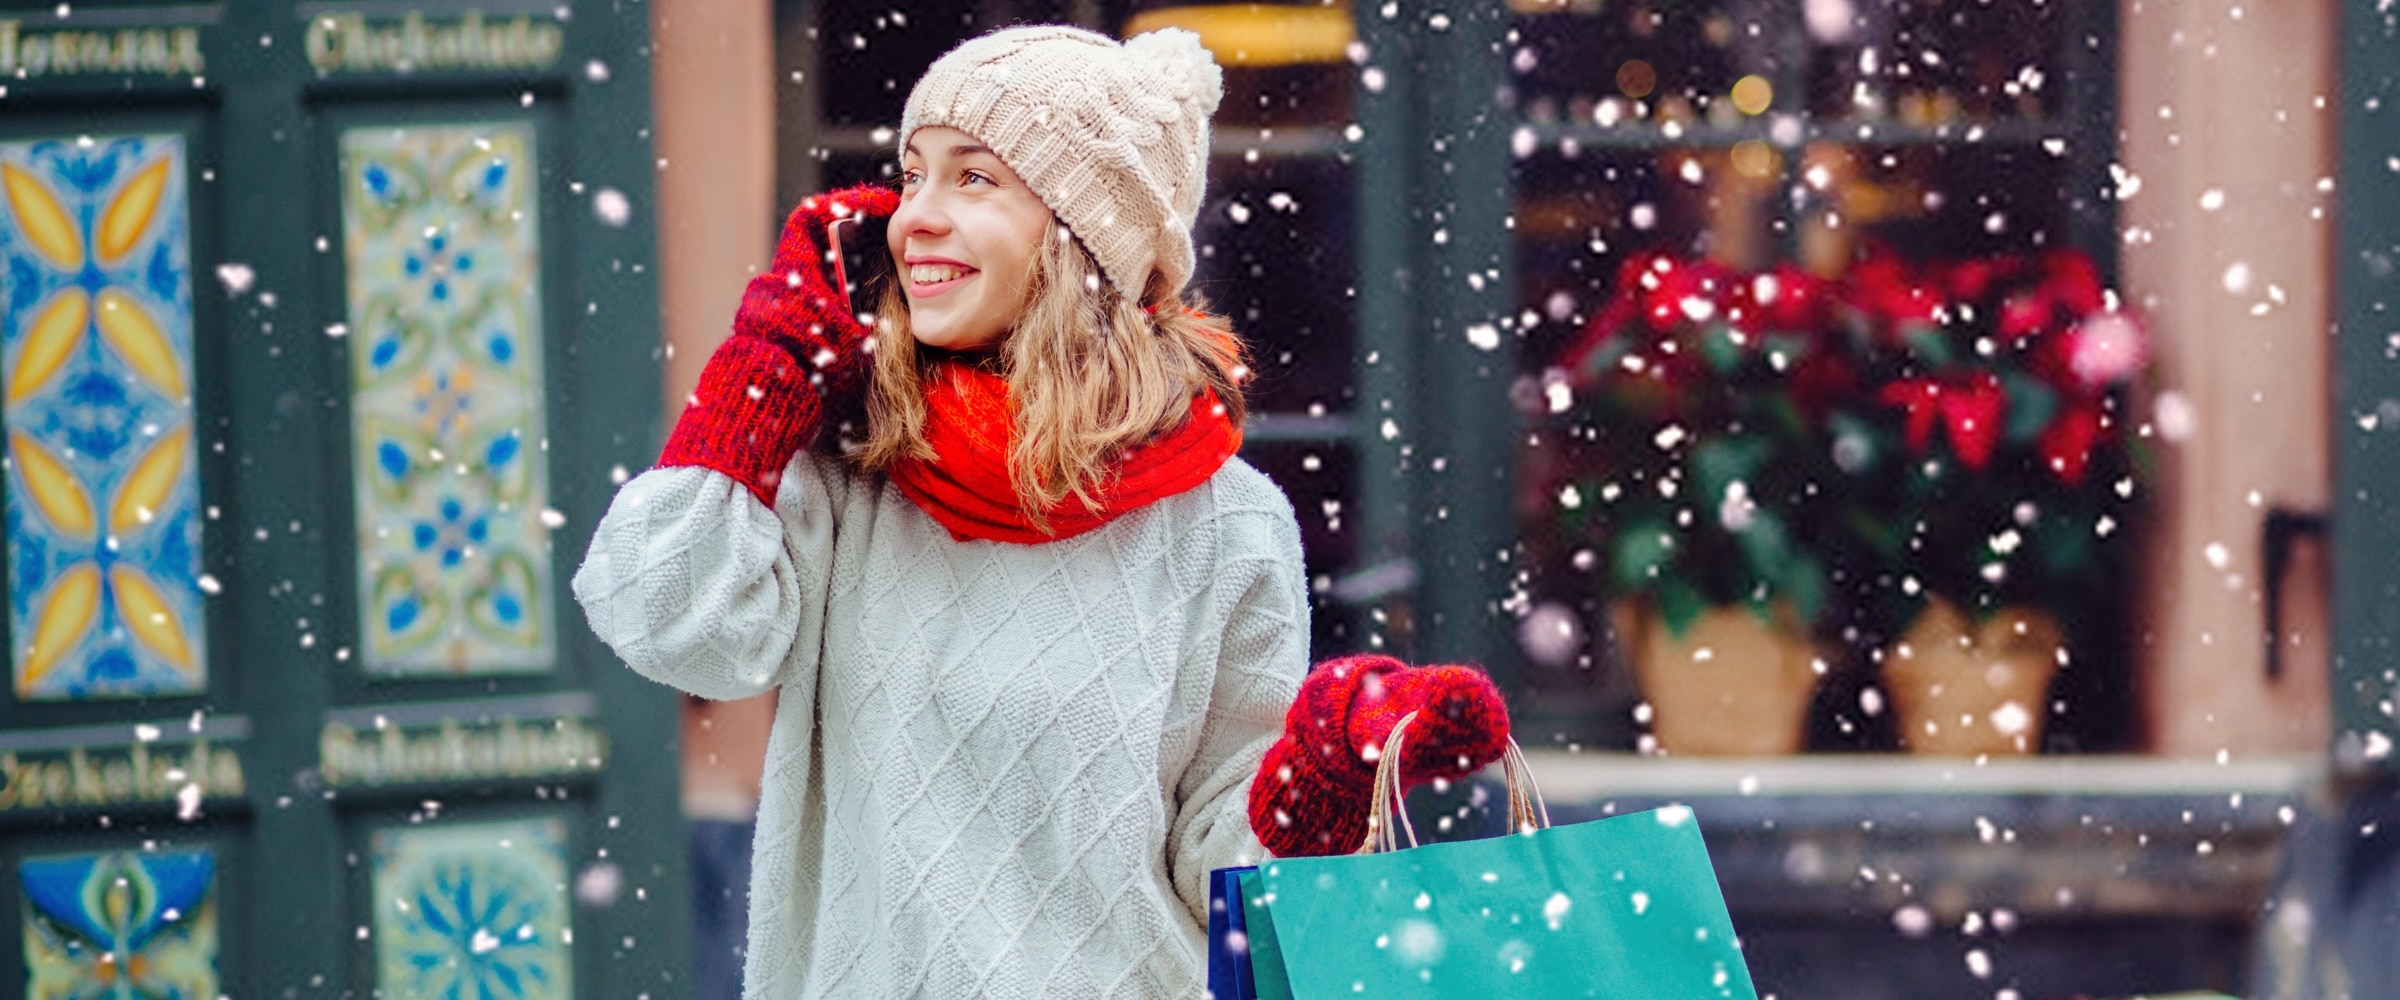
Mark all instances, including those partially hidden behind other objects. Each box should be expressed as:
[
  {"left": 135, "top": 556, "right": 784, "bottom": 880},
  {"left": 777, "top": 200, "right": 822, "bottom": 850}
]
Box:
[
  {"left": 1236, "top": 868, "right": 1295, "bottom": 1000},
  {"left": 1240, "top": 715, "right": 1758, "bottom": 999}
]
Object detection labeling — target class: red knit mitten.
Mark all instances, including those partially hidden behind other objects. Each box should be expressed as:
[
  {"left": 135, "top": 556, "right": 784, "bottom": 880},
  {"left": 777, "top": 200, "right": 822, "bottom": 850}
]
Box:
[
  {"left": 1249, "top": 654, "right": 1511, "bottom": 857},
  {"left": 659, "top": 183, "right": 900, "bottom": 505}
]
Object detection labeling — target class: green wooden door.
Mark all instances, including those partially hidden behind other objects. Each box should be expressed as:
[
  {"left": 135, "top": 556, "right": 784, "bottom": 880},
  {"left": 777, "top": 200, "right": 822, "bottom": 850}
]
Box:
[
  {"left": 0, "top": 3, "right": 686, "bottom": 997},
  {"left": 2333, "top": 0, "right": 2400, "bottom": 777}
]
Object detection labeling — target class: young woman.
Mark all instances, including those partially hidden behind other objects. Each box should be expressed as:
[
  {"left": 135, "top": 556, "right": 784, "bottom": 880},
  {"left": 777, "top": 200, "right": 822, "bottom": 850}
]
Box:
[{"left": 573, "top": 25, "right": 1512, "bottom": 998}]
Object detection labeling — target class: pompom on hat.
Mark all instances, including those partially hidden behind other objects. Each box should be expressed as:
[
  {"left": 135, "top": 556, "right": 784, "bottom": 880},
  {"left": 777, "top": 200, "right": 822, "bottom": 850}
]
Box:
[{"left": 900, "top": 25, "right": 1224, "bottom": 298}]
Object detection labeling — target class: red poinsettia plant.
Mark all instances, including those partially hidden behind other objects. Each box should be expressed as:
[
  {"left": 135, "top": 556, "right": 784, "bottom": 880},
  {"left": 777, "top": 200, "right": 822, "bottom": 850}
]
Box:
[
  {"left": 1826, "top": 246, "right": 2150, "bottom": 633},
  {"left": 1541, "top": 251, "right": 1851, "bottom": 637}
]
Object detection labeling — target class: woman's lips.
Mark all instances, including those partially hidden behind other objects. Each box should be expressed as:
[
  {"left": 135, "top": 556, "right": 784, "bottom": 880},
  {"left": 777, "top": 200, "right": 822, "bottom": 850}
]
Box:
[{"left": 907, "top": 268, "right": 978, "bottom": 299}]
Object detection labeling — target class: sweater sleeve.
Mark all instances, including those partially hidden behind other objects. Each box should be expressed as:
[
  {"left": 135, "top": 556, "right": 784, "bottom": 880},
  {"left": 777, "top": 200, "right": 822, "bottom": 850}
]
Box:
[
  {"left": 570, "top": 451, "right": 848, "bottom": 702},
  {"left": 1164, "top": 536, "right": 1310, "bottom": 927}
]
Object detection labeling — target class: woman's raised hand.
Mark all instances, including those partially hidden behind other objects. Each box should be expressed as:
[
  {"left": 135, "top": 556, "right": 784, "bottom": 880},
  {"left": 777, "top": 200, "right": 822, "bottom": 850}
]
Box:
[
  {"left": 657, "top": 184, "right": 899, "bottom": 506},
  {"left": 735, "top": 183, "right": 901, "bottom": 400}
]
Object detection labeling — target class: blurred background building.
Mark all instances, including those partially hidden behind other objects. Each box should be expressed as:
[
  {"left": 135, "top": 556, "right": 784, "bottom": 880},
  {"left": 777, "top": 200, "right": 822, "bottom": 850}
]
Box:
[{"left": 0, "top": 0, "right": 2395, "bottom": 998}]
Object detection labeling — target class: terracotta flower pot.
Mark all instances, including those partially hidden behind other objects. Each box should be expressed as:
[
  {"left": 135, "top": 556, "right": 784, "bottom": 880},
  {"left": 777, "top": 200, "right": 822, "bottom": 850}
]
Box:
[
  {"left": 1615, "top": 602, "right": 1822, "bottom": 756},
  {"left": 1882, "top": 599, "right": 2064, "bottom": 755}
]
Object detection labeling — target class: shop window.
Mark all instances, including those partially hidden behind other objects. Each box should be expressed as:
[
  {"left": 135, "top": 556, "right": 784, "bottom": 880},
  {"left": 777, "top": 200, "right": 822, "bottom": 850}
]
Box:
[{"left": 1500, "top": 0, "right": 2128, "bottom": 752}]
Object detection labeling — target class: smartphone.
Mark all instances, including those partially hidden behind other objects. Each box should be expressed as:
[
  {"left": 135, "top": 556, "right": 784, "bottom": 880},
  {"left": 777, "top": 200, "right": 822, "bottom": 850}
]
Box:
[{"left": 827, "top": 214, "right": 894, "bottom": 320}]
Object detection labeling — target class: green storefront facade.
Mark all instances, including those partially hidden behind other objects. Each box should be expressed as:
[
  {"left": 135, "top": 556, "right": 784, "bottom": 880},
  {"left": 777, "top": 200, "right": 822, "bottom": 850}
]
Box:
[
  {"left": 0, "top": 0, "right": 2397, "bottom": 996},
  {"left": 0, "top": 3, "right": 685, "bottom": 997}
]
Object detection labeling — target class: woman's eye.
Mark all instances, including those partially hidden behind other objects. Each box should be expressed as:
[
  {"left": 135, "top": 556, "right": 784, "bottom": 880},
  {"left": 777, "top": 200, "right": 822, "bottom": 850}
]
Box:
[{"left": 962, "top": 171, "right": 992, "bottom": 186}]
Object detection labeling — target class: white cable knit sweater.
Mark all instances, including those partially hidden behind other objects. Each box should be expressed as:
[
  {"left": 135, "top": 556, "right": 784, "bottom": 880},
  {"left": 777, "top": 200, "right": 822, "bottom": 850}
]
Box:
[{"left": 571, "top": 449, "right": 1306, "bottom": 999}]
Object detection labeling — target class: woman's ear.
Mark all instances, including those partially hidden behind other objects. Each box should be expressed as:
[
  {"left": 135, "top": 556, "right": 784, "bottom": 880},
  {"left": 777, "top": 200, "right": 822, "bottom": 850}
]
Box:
[{"left": 1141, "top": 269, "right": 1176, "bottom": 308}]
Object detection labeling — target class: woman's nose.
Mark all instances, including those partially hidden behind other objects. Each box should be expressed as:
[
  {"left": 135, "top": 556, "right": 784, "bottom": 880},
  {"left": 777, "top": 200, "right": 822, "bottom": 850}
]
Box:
[{"left": 893, "top": 186, "right": 952, "bottom": 239}]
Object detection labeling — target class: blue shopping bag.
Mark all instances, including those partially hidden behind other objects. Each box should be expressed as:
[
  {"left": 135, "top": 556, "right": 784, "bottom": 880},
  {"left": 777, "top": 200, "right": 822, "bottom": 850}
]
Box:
[{"left": 1207, "top": 865, "right": 1259, "bottom": 999}]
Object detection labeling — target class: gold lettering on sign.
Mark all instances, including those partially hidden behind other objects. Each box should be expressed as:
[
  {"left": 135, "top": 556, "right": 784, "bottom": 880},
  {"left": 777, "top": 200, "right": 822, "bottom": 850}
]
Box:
[
  {"left": 0, "top": 741, "right": 244, "bottom": 811},
  {"left": 303, "top": 11, "right": 564, "bottom": 74},
  {"left": 318, "top": 715, "right": 606, "bottom": 787},
  {"left": 0, "top": 21, "right": 206, "bottom": 78}
]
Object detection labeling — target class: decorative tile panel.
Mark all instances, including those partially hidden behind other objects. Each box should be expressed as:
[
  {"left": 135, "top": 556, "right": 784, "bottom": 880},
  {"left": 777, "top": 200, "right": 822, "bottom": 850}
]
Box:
[
  {"left": 21, "top": 847, "right": 219, "bottom": 1000},
  {"left": 0, "top": 135, "right": 208, "bottom": 701},
  {"left": 372, "top": 817, "right": 572, "bottom": 1000},
  {"left": 339, "top": 123, "right": 554, "bottom": 676}
]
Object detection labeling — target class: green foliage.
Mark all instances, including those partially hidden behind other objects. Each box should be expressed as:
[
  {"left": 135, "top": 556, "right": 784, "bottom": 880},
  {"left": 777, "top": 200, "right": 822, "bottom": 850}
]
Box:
[
  {"left": 2002, "top": 371, "right": 2060, "bottom": 444},
  {"left": 1903, "top": 325, "right": 1956, "bottom": 367},
  {"left": 1610, "top": 517, "right": 1674, "bottom": 591},
  {"left": 1538, "top": 247, "right": 2149, "bottom": 665}
]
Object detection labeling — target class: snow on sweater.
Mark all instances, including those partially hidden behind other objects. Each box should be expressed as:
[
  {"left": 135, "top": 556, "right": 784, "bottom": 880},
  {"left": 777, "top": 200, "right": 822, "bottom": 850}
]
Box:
[{"left": 571, "top": 448, "right": 1307, "bottom": 999}]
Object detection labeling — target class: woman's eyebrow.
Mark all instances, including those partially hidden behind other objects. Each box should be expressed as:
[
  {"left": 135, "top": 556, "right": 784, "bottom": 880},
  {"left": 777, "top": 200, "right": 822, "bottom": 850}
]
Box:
[{"left": 899, "top": 141, "right": 997, "bottom": 159}]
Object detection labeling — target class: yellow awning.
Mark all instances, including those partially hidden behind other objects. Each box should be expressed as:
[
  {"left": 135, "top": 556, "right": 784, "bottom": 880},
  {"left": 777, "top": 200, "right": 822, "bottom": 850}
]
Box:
[{"left": 1122, "top": 5, "right": 1355, "bottom": 67}]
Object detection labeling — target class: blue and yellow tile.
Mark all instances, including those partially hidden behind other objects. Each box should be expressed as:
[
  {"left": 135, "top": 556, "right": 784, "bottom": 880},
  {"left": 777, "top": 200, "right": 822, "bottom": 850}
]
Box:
[
  {"left": 339, "top": 123, "right": 555, "bottom": 677},
  {"left": 21, "top": 847, "right": 218, "bottom": 1000},
  {"left": 0, "top": 135, "right": 208, "bottom": 701},
  {"left": 371, "top": 818, "right": 572, "bottom": 1000}
]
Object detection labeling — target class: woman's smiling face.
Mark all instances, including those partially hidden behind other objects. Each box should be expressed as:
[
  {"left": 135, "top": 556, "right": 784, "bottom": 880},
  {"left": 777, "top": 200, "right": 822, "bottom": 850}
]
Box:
[{"left": 888, "top": 127, "right": 1056, "bottom": 352}]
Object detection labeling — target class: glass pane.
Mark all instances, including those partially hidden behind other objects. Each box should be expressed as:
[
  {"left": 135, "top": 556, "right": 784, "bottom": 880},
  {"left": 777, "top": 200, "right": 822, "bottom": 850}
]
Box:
[
  {"left": 1793, "top": 140, "right": 2072, "bottom": 271},
  {"left": 816, "top": 2, "right": 981, "bottom": 129},
  {"left": 341, "top": 123, "right": 557, "bottom": 677},
  {"left": 0, "top": 134, "right": 209, "bottom": 701},
  {"left": 1803, "top": 0, "right": 2068, "bottom": 124},
  {"left": 1193, "top": 156, "right": 1356, "bottom": 416},
  {"left": 1217, "top": 64, "right": 1354, "bottom": 130},
  {"left": 1240, "top": 441, "right": 1360, "bottom": 658},
  {"left": 822, "top": 152, "right": 898, "bottom": 191},
  {"left": 1509, "top": 2, "right": 1789, "bottom": 131},
  {"left": 1512, "top": 144, "right": 1774, "bottom": 322},
  {"left": 1510, "top": 145, "right": 1752, "bottom": 732}
]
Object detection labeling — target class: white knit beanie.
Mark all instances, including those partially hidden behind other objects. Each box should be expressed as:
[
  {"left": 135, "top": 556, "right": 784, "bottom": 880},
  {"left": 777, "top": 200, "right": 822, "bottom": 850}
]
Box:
[{"left": 900, "top": 24, "right": 1223, "bottom": 298}]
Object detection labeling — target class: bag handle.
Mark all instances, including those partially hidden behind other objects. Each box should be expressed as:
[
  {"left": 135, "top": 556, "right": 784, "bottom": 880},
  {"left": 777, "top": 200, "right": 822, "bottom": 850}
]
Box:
[{"left": 1357, "top": 713, "right": 1551, "bottom": 855}]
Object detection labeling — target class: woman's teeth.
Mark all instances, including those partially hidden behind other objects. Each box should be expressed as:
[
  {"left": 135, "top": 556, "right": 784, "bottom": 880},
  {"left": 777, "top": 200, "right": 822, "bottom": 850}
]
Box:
[{"left": 910, "top": 263, "right": 973, "bottom": 284}]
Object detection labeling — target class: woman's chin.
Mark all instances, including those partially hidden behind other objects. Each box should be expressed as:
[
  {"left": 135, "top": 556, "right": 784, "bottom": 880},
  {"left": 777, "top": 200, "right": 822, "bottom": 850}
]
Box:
[
  {"left": 911, "top": 323, "right": 1004, "bottom": 354},
  {"left": 910, "top": 329, "right": 964, "bottom": 351}
]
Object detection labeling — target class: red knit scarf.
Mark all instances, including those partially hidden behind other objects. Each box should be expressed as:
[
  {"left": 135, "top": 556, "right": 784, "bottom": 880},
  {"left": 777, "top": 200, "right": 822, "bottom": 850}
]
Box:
[{"left": 887, "top": 362, "right": 1242, "bottom": 544}]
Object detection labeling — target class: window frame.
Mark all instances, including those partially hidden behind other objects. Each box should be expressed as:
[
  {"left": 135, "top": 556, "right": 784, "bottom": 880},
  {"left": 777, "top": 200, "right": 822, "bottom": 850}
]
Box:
[{"left": 2331, "top": 0, "right": 2400, "bottom": 776}]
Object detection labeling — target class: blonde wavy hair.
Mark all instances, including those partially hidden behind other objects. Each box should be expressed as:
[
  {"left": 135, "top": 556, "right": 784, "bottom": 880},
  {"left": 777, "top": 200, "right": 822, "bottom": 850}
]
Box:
[{"left": 852, "top": 220, "right": 1249, "bottom": 533}]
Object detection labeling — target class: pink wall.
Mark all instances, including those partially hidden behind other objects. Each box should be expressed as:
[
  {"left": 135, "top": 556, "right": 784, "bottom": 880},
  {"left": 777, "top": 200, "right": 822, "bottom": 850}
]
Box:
[
  {"left": 2121, "top": 0, "right": 2335, "bottom": 756},
  {"left": 650, "top": 0, "right": 780, "bottom": 819}
]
